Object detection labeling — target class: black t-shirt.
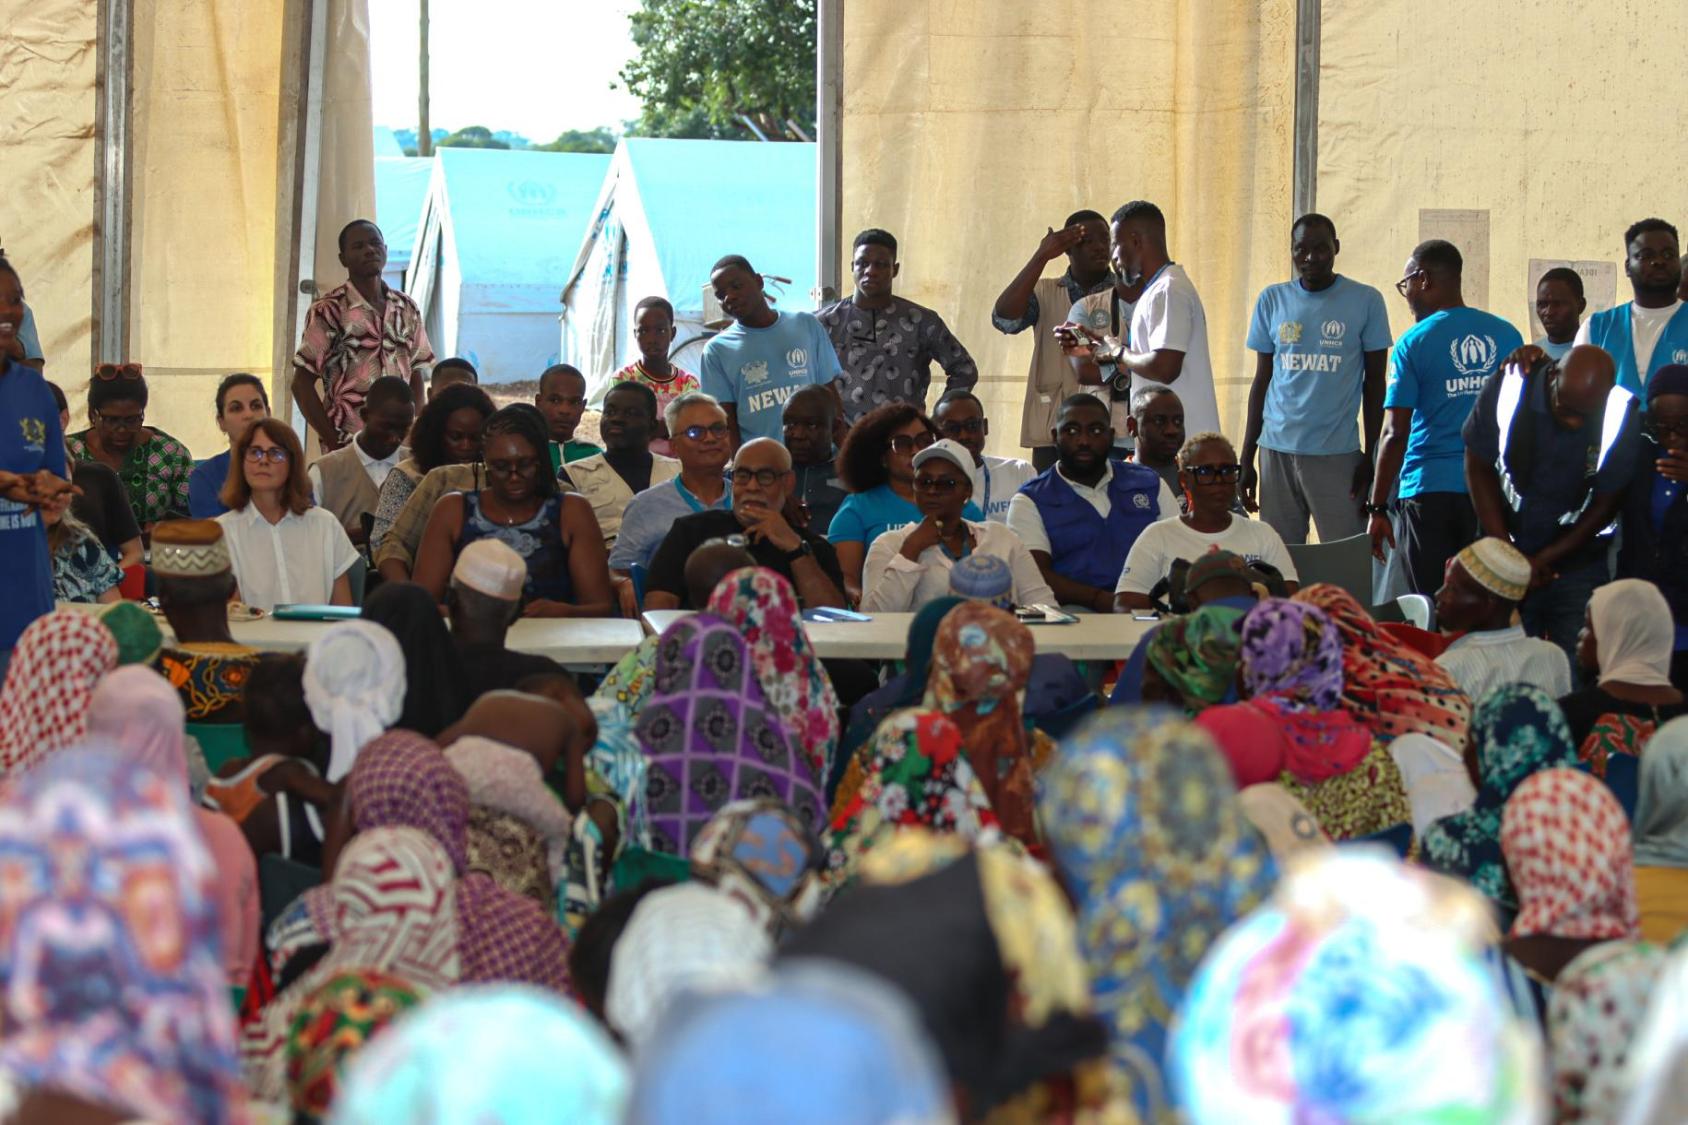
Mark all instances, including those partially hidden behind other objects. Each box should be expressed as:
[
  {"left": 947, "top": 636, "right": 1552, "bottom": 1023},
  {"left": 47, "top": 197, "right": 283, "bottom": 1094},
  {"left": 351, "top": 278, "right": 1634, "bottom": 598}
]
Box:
[
  {"left": 644, "top": 509, "right": 844, "bottom": 608},
  {"left": 72, "top": 459, "right": 140, "bottom": 556},
  {"left": 455, "top": 641, "right": 567, "bottom": 701}
]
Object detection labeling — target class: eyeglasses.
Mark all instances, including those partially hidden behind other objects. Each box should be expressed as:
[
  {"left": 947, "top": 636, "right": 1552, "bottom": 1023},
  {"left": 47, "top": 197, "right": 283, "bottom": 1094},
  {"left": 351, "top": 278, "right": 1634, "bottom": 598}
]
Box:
[
  {"left": 1186, "top": 463, "right": 1242, "bottom": 483},
  {"left": 245, "top": 446, "right": 289, "bottom": 464},
  {"left": 487, "top": 457, "right": 540, "bottom": 477},
  {"left": 888, "top": 432, "right": 936, "bottom": 454},
  {"left": 93, "top": 410, "right": 145, "bottom": 431},
  {"left": 727, "top": 467, "right": 785, "bottom": 487},
  {"left": 682, "top": 423, "right": 730, "bottom": 441},
  {"left": 914, "top": 474, "right": 964, "bottom": 493},
  {"left": 93, "top": 362, "right": 143, "bottom": 381},
  {"left": 938, "top": 418, "right": 984, "bottom": 436},
  {"left": 1647, "top": 415, "right": 1688, "bottom": 441},
  {"left": 1394, "top": 270, "right": 1424, "bottom": 297}
]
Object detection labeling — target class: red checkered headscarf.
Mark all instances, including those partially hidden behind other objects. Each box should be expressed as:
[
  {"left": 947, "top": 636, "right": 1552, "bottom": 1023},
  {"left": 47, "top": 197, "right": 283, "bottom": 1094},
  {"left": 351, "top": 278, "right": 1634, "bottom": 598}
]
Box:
[
  {"left": 1502, "top": 768, "right": 1640, "bottom": 941},
  {"left": 0, "top": 610, "right": 120, "bottom": 772}
]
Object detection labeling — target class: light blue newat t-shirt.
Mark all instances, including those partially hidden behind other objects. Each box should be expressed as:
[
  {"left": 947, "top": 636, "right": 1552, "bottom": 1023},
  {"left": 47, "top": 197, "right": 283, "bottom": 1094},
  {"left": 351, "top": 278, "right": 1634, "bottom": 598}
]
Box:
[
  {"left": 1384, "top": 306, "right": 1523, "bottom": 498},
  {"left": 1247, "top": 275, "right": 1392, "bottom": 456},
  {"left": 700, "top": 310, "right": 843, "bottom": 443}
]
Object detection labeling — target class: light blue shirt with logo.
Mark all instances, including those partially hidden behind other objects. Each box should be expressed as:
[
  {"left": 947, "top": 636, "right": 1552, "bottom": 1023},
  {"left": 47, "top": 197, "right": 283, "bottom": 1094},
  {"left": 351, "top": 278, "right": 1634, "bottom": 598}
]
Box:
[
  {"left": 608, "top": 477, "right": 732, "bottom": 571},
  {"left": 699, "top": 310, "right": 843, "bottom": 443},
  {"left": 1384, "top": 306, "right": 1523, "bottom": 497},
  {"left": 1247, "top": 276, "right": 1392, "bottom": 456}
]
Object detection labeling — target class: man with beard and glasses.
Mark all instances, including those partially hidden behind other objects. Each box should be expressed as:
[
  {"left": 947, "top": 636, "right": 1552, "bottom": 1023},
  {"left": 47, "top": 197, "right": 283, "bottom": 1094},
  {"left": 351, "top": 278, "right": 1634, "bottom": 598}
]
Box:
[{"left": 1577, "top": 219, "right": 1688, "bottom": 400}]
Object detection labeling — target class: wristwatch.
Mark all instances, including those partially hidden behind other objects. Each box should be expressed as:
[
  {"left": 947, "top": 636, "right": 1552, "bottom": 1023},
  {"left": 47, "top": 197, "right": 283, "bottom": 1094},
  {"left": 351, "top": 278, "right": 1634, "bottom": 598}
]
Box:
[
  {"left": 783, "top": 540, "right": 814, "bottom": 564},
  {"left": 1361, "top": 502, "right": 1390, "bottom": 516}
]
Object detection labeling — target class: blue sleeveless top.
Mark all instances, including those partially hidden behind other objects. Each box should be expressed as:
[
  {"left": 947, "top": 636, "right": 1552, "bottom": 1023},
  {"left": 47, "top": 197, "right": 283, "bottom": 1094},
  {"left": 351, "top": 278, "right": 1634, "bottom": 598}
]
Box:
[{"left": 458, "top": 492, "right": 572, "bottom": 604}]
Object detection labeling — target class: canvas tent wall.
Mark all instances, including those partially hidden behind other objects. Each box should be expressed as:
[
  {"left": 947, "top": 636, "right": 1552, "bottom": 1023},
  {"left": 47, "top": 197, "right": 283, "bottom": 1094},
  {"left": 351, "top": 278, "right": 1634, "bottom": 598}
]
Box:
[
  {"left": 374, "top": 155, "right": 433, "bottom": 293},
  {"left": 406, "top": 147, "right": 611, "bottom": 384},
  {"left": 559, "top": 138, "right": 817, "bottom": 398}
]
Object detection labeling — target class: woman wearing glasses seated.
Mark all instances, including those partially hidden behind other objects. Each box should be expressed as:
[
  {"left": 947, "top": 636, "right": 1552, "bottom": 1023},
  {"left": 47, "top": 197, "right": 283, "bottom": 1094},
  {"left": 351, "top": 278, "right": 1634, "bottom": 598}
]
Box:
[
  {"left": 860, "top": 438, "right": 1054, "bottom": 613},
  {"left": 1114, "top": 431, "right": 1298, "bottom": 612},
  {"left": 216, "top": 418, "right": 358, "bottom": 610},
  {"left": 412, "top": 404, "right": 613, "bottom": 617},
  {"left": 66, "top": 363, "right": 193, "bottom": 534},
  {"left": 827, "top": 402, "right": 983, "bottom": 605}
]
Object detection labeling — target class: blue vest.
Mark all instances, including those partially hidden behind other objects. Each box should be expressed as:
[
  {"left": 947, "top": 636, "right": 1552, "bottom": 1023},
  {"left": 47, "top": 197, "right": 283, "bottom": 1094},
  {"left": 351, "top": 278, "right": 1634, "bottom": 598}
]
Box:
[
  {"left": 1583, "top": 302, "right": 1688, "bottom": 402},
  {"left": 1022, "top": 459, "right": 1163, "bottom": 589}
]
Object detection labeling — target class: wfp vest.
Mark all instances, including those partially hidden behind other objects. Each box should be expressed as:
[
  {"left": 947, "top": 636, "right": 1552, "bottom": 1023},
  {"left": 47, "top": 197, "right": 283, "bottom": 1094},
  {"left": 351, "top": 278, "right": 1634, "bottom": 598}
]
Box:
[
  {"left": 1583, "top": 302, "right": 1688, "bottom": 402},
  {"left": 1494, "top": 370, "right": 1634, "bottom": 535},
  {"left": 1022, "top": 459, "right": 1162, "bottom": 589}
]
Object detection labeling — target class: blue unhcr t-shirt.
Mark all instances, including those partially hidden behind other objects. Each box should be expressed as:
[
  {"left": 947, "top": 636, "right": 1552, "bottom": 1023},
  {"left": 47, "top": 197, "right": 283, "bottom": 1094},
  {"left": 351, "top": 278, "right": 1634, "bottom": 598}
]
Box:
[
  {"left": 1383, "top": 307, "right": 1523, "bottom": 497},
  {"left": 1533, "top": 335, "right": 1575, "bottom": 363},
  {"left": 1247, "top": 276, "right": 1393, "bottom": 456},
  {"left": 825, "top": 483, "right": 983, "bottom": 546},
  {"left": 0, "top": 359, "right": 67, "bottom": 649},
  {"left": 700, "top": 311, "right": 843, "bottom": 443}
]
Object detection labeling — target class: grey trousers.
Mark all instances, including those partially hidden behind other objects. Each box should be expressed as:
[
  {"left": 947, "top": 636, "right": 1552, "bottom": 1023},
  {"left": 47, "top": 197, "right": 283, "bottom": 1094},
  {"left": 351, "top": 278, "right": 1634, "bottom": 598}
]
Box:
[{"left": 1258, "top": 447, "right": 1367, "bottom": 546}]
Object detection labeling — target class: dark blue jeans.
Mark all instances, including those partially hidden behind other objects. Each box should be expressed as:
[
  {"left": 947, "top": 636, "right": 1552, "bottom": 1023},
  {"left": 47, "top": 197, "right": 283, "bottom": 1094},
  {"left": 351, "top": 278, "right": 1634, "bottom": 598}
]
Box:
[{"left": 1520, "top": 557, "right": 1607, "bottom": 684}]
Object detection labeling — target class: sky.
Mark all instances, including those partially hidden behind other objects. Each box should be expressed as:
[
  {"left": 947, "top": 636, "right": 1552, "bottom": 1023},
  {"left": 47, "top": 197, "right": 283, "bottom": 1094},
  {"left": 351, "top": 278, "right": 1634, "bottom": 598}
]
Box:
[{"left": 369, "top": 0, "right": 644, "bottom": 142}]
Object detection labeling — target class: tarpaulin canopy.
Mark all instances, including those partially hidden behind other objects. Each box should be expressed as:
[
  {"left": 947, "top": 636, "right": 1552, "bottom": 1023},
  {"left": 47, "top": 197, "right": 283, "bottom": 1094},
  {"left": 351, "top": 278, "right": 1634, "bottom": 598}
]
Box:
[{"left": 375, "top": 155, "right": 434, "bottom": 292}]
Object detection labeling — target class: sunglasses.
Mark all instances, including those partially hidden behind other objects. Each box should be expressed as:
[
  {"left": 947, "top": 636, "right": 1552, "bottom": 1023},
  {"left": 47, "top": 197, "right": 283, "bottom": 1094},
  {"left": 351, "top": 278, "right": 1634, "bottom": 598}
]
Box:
[
  {"left": 93, "top": 362, "right": 144, "bottom": 381},
  {"left": 888, "top": 432, "right": 936, "bottom": 454},
  {"left": 914, "top": 474, "right": 964, "bottom": 493},
  {"left": 487, "top": 457, "right": 540, "bottom": 477},
  {"left": 727, "top": 467, "right": 785, "bottom": 487},
  {"left": 1186, "top": 463, "right": 1242, "bottom": 483},
  {"left": 682, "top": 422, "right": 730, "bottom": 441},
  {"left": 245, "top": 446, "right": 289, "bottom": 464}
]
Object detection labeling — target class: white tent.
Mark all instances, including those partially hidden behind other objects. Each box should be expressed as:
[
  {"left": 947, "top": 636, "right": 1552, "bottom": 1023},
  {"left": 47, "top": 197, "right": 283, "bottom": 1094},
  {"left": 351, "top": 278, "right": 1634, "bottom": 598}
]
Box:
[
  {"left": 373, "top": 155, "right": 433, "bottom": 293},
  {"left": 559, "top": 138, "right": 816, "bottom": 398},
  {"left": 406, "top": 147, "right": 612, "bottom": 383}
]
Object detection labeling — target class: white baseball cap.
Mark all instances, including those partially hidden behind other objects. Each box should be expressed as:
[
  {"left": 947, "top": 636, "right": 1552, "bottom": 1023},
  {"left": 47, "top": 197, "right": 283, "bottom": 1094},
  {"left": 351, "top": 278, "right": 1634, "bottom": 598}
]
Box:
[{"left": 911, "top": 438, "right": 980, "bottom": 500}]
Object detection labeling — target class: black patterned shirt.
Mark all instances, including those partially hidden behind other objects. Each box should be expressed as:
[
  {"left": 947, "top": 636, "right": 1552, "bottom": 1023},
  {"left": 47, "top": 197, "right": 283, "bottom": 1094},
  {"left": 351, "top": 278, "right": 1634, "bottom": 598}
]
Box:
[{"left": 818, "top": 295, "right": 978, "bottom": 422}]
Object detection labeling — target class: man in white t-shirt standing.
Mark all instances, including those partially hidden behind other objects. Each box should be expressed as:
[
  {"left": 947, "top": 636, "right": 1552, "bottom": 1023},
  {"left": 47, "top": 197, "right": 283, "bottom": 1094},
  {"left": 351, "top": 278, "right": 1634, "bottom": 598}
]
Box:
[
  {"left": 1115, "top": 431, "right": 1297, "bottom": 610},
  {"left": 1575, "top": 218, "right": 1688, "bottom": 400},
  {"left": 1088, "top": 201, "right": 1223, "bottom": 438}
]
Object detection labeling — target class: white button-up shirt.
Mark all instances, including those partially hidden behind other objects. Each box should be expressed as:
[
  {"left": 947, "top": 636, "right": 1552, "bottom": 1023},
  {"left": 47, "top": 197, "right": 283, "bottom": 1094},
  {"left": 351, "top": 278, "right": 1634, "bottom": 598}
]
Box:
[
  {"left": 217, "top": 504, "right": 359, "bottom": 611},
  {"left": 861, "top": 519, "right": 1056, "bottom": 612}
]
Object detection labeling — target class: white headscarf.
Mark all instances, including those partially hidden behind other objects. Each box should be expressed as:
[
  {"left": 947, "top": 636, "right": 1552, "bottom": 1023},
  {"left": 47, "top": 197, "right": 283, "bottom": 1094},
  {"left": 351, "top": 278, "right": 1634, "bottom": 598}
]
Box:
[
  {"left": 1388, "top": 733, "right": 1477, "bottom": 837},
  {"left": 605, "top": 883, "right": 770, "bottom": 1052},
  {"left": 1592, "top": 579, "right": 1677, "bottom": 689},
  {"left": 303, "top": 620, "right": 405, "bottom": 781}
]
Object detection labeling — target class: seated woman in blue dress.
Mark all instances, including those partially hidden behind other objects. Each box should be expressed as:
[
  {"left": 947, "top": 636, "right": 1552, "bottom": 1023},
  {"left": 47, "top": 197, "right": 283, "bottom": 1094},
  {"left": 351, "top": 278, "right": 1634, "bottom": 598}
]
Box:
[{"left": 412, "top": 405, "right": 613, "bottom": 617}]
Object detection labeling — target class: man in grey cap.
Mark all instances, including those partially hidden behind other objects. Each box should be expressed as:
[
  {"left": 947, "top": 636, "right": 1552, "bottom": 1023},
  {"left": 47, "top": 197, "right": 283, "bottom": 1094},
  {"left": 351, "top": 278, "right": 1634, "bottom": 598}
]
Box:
[{"left": 448, "top": 537, "right": 565, "bottom": 700}]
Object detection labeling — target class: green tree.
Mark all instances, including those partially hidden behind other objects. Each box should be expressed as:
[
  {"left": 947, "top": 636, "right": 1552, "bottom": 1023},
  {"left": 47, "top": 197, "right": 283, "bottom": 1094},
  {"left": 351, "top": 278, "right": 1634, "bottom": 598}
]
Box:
[
  {"left": 536, "top": 127, "right": 619, "bottom": 153},
  {"left": 618, "top": 0, "right": 815, "bottom": 141},
  {"left": 437, "top": 125, "right": 509, "bottom": 150}
]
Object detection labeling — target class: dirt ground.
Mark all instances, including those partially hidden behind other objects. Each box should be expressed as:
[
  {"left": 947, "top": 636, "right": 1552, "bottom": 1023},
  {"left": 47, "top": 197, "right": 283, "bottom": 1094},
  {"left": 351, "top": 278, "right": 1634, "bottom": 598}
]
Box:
[{"left": 488, "top": 380, "right": 601, "bottom": 446}]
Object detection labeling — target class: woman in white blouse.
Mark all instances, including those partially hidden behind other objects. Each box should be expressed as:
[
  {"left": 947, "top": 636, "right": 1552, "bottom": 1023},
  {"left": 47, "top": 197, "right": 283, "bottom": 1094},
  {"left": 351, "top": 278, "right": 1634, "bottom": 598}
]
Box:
[
  {"left": 861, "top": 439, "right": 1054, "bottom": 612},
  {"left": 216, "top": 418, "right": 357, "bottom": 610}
]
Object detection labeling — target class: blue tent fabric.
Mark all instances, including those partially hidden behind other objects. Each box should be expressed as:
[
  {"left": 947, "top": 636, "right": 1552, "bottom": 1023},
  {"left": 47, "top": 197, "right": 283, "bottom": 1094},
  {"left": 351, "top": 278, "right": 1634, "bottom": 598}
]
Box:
[
  {"left": 437, "top": 147, "right": 611, "bottom": 289},
  {"left": 374, "top": 156, "right": 433, "bottom": 281}
]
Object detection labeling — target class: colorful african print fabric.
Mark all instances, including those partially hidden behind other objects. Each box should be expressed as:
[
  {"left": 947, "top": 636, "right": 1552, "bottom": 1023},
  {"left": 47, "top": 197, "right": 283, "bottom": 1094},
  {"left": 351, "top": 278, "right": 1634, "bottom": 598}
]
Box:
[
  {"left": 49, "top": 529, "right": 120, "bottom": 602},
  {"left": 1502, "top": 767, "right": 1640, "bottom": 941},
  {"left": 636, "top": 613, "right": 827, "bottom": 856},
  {"left": 1295, "top": 582, "right": 1472, "bottom": 746},
  {"left": 156, "top": 642, "right": 260, "bottom": 722},
  {"left": 1145, "top": 604, "right": 1244, "bottom": 711},
  {"left": 0, "top": 747, "right": 245, "bottom": 1122},
  {"left": 67, "top": 427, "right": 193, "bottom": 526},
  {"left": 348, "top": 730, "right": 471, "bottom": 873},
  {"left": 284, "top": 968, "right": 422, "bottom": 1121},
  {"left": 1421, "top": 684, "right": 1578, "bottom": 910},
  {"left": 467, "top": 806, "right": 556, "bottom": 913},
  {"left": 705, "top": 567, "right": 842, "bottom": 782},
  {"left": 453, "top": 869, "right": 571, "bottom": 992},
  {"left": 1036, "top": 707, "right": 1276, "bottom": 1121},
  {"left": 1277, "top": 741, "right": 1411, "bottom": 841},
  {"left": 1549, "top": 940, "right": 1668, "bottom": 1124},
  {"left": 1579, "top": 711, "right": 1654, "bottom": 778},
  {"left": 1239, "top": 598, "right": 1373, "bottom": 784},
  {"left": 690, "top": 797, "right": 825, "bottom": 938},
  {"left": 0, "top": 608, "right": 119, "bottom": 771},
  {"left": 595, "top": 633, "right": 658, "bottom": 716}
]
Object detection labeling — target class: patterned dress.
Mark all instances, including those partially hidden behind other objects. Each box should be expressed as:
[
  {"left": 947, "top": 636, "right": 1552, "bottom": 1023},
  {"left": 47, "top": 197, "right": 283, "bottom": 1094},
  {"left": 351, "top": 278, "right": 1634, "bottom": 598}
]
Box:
[
  {"left": 157, "top": 643, "right": 261, "bottom": 723},
  {"left": 67, "top": 428, "right": 193, "bottom": 527},
  {"left": 50, "top": 529, "right": 122, "bottom": 601},
  {"left": 611, "top": 360, "right": 699, "bottom": 456}
]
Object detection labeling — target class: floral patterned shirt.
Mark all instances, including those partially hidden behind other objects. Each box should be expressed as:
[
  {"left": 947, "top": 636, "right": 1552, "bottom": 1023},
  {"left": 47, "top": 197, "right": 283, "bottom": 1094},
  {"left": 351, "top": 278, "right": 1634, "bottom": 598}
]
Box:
[
  {"left": 611, "top": 361, "right": 700, "bottom": 455},
  {"left": 51, "top": 531, "right": 122, "bottom": 602},
  {"left": 66, "top": 428, "right": 193, "bottom": 528},
  {"left": 293, "top": 280, "right": 434, "bottom": 439}
]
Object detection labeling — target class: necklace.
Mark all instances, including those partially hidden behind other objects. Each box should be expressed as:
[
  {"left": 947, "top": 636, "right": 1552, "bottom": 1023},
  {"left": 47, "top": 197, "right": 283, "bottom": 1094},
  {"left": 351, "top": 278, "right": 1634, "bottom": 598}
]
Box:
[{"left": 483, "top": 495, "right": 539, "bottom": 527}]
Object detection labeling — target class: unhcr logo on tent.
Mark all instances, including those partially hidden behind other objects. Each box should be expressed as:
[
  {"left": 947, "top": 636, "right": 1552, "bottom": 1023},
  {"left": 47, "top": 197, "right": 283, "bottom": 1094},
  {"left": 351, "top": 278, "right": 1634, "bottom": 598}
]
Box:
[{"left": 507, "top": 179, "right": 563, "bottom": 218}]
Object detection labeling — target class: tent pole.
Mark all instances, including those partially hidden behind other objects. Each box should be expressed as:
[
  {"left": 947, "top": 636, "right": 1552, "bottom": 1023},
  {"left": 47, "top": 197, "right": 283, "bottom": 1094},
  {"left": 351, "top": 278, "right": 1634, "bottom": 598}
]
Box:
[
  {"left": 815, "top": 0, "right": 843, "bottom": 304},
  {"left": 274, "top": 0, "right": 328, "bottom": 436},
  {"left": 93, "top": 0, "right": 134, "bottom": 365},
  {"left": 1291, "top": 0, "right": 1320, "bottom": 218}
]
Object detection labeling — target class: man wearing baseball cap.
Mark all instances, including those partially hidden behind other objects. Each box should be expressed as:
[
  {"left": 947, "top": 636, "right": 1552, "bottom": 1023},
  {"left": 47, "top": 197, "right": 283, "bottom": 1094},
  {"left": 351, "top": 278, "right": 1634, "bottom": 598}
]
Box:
[
  {"left": 1435, "top": 537, "right": 1571, "bottom": 702},
  {"left": 860, "top": 438, "right": 1054, "bottom": 612},
  {"left": 448, "top": 537, "right": 567, "bottom": 700}
]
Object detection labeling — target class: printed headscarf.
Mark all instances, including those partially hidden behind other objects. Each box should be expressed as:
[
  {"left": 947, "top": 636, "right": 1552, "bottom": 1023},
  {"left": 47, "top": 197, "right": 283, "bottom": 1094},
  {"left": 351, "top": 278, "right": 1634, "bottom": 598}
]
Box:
[
  {"left": 445, "top": 735, "right": 572, "bottom": 885},
  {"left": 595, "top": 633, "right": 659, "bottom": 716},
  {"left": 706, "top": 567, "right": 842, "bottom": 782},
  {"left": 1546, "top": 939, "right": 1667, "bottom": 1123},
  {"left": 1238, "top": 599, "right": 1373, "bottom": 783},
  {"left": 333, "top": 985, "right": 629, "bottom": 1124},
  {"left": 636, "top": 613, "right": 827, "bottom": 856},
  {"left": 630, "top": 962, "right": 953, "bottom": 1125},
  {"left": 1634, "top": 716, "right": 1688, "bottom": 868},
  {"left": 1036, "top": 707, "right": 1276, "bottom": 1120},
  {"left": 1295, "top": 582, "right": 1472, "bottom": 746},
  {"left": 0, "top": 747, "right": 244, "bottom": 1123},
  {"left": 349, "top": 729, "right": 472, "bottom": 873},
  {"left": 1421, "top": 684, "right": 1577, "bottom": 909},
  {"left": 453, "top": 869, "right": 571, "bottom": 992},
  {"left": 1502, "top": 767, "right": 1640, "bottom": 941},
  {"left": 1145, "top": 604, "right": 1244, "bottom": 711},
  {"left": 1170, "top": 848, "right": 1545, "bottom": 1124},
  {"left": 923, "top": 602, "right": 1038, "bottom": 843},
  {"left": 689, "top": 798, "right": 825, "bottom": 938},
  {"left": 284, "top": 968, "right": 422, "bottom": 1121},
  {"left": 1236, "top": 783, "right": 1331, "bottom": 862},
  {"left": 1194, "top": 703, "right": 1287, "bottom": 787},
  {"left": 825, "top": 708, "right": 998, "bottom": 887},
  {"left": 1605, "top": 937, "right": 1688, "bottom": 1125},
  {"left": 88, "top": 666, "right": 260, "bottom": 985},
  {"left": 303, "top": 619, "right": 406, "bottom": 781},
  {"left": 0, "top": 609, "right": 119, "bottom": 771}
]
